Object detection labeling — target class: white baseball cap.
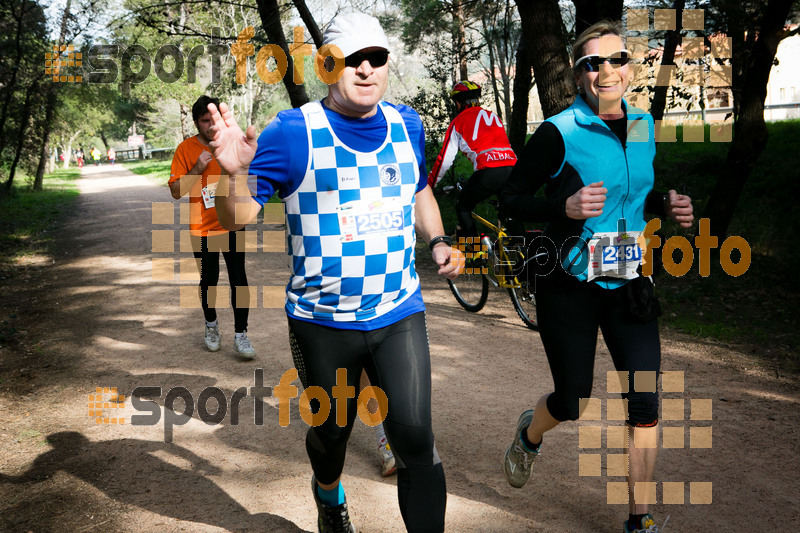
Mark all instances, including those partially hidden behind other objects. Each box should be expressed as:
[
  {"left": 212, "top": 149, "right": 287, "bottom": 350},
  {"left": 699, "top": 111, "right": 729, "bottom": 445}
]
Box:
[{"left": 322, "top": 12, "right": 390, "bottom": 58}]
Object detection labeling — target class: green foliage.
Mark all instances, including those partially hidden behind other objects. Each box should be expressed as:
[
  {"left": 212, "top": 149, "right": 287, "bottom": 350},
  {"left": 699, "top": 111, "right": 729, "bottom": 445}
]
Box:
[
  {"left": 653, "top": 120, "right": 800, "bottom": 368},
  {"left": 654, "top": 121, "right": 800, "bottom": 269},
  {"left": 123, "top": 159, "right": 172, "bottom": 185},
  {"left": 0, "top": 0, "right": 49, "bottom": 182},
  {"left": 398, "top": 0, "right": 454, "bottom": 51}
]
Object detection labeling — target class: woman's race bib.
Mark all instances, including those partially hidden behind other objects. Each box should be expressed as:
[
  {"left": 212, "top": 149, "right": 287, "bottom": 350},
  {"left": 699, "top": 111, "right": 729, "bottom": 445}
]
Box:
[{"left": 586, "top": 231, "right": 642, "bottom": 281}]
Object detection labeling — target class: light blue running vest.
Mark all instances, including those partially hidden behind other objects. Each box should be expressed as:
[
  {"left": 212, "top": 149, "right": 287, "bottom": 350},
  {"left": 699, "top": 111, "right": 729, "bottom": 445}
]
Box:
[{"left": 546, "top": 97, "right": 655, "bottom": 288}]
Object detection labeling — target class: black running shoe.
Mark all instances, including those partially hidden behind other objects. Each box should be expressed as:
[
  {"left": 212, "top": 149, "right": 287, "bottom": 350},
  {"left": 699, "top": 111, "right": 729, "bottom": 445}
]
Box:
[{"left": 311, "top": 476, "right": 358, "bottom": 533}]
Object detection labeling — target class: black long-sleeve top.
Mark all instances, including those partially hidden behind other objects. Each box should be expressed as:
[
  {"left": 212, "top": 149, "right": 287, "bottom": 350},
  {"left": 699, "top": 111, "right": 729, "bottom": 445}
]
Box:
[{"left": 500, "top": 120, "right": 667, "bottom": 225}]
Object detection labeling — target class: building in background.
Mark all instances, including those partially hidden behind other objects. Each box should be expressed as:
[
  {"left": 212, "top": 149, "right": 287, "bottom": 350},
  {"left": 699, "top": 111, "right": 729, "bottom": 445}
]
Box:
[{"left": 765, "top": 30, "right": 800, "bottom": 121}]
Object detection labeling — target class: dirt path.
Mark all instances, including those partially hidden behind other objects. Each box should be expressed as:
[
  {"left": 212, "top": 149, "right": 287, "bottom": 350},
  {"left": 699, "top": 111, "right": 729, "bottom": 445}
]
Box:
[{"left": 1, "top": 164, "right": 798, "bottom": 532}]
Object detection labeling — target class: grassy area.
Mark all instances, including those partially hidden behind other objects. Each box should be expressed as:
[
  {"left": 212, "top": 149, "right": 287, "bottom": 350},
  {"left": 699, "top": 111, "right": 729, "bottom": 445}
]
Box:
[
  {"left": 0, "top": 168, "right": 81, "bottom": 272},
  {"left": 653, "top": 121, "right": 800, "bottom": 373},
  {"left": 121, "top": 159, "right": 283, "bottom": 203},
  {"left": 121, "top": 159, "right": 172, "bottom": 186}
]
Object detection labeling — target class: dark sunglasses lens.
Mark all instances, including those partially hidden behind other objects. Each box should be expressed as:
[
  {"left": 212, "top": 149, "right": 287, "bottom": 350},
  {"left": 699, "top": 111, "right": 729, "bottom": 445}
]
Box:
[
  {"left": 607, "top": 53, "right": 630, "bottom": 66},
  {"left": 345, "top": 51, "right": 389, "bottom": 68},
  {"left": 584, "top": 57, "right": 602, "bottom": 71},
  {"left": 582, "top": 53, "right": 629, "bottom": 72}
]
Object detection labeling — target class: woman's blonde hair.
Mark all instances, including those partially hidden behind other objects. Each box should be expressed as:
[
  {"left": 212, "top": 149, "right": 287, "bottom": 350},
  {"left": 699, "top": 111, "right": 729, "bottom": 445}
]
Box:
[{"left": 571, "top": 20, "right": 625, "bottom": 73}]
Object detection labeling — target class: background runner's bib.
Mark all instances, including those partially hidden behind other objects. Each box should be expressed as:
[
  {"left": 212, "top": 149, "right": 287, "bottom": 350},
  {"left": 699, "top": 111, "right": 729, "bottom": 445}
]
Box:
[
  {"left": 283, "top": 101, "right": 421, "bottom": 322},
  {"left": 201, "top": 182, "right": 217, "bottom": 209}
]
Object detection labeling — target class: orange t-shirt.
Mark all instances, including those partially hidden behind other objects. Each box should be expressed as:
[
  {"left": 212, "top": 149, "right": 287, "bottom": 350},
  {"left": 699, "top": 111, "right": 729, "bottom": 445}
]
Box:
[{"left": 170, "top": 136, "right": 226, "bottom": 236}]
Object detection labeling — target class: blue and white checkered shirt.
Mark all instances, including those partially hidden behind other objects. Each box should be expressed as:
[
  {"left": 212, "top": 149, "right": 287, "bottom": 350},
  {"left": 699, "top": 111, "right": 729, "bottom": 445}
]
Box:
[{"left": 281, "top": 101, "right": 422, "bottom": 322}]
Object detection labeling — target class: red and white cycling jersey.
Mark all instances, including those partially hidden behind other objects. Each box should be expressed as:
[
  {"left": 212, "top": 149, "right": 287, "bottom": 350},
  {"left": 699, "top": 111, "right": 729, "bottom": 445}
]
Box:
[{"left": 427, "top": 106, "right": 517, "bottom": 188}]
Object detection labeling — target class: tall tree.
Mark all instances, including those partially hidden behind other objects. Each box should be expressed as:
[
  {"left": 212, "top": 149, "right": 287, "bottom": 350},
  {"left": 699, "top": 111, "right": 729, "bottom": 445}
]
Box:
[
  {"left": 255, "top": 0, "right": 309, "bottom": 108},
  {"left": 0, "top": 0, "right": 37, "bottom": 150},
  {"left": 508, "top": 34, "right": 533, "bottom": 155},
  {"left": 703, "top": 0, "right": 800, "bottom": 237},
  {"left": 1, "top": 0, "right": 48, "bottom": 193},
  {"left": 291, "top": 0, "right": 322, "bottom": 47},
  {"left": 400, "top": 0, "right": 481, "bottom": 82},
  {"left": 515, "top": 0, "right": 575, "bottom": 119},
  {"left": 453, "top": 0, "right": 469, "bottom": 80},
  {"left": 478, "top": 0, "right": 518, "bottom": 124},
  {"left": 33, "top": 0, "right": 73, "bottom": 191}
]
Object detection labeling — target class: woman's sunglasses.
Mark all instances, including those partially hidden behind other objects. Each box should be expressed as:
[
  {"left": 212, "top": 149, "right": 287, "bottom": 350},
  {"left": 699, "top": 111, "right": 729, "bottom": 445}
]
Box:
[
  {"left": 575, "top": 50, "right": 631, "bottom": 72},
  {"left": 344, "top": 50, "right": 390, "bottom": 69}
]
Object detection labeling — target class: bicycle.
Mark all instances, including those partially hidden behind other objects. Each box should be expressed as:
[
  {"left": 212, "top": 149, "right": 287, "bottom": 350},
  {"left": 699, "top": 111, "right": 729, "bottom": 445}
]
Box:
[{"left": 442, "top": 181, "right": 539, "bottom": 330}]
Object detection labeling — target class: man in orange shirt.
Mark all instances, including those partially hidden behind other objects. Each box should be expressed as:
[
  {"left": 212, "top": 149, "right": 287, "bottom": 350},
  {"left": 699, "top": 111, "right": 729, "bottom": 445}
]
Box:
[{"left": 169, "top": 95, "right": 256, "bottom": 359}]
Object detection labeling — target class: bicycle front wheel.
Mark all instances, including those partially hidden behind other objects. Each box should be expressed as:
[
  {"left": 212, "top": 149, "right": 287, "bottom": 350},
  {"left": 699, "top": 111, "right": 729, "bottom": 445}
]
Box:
[
  {"left": 448, "top": 271, "right": 489, "bottom": 312},
  {"left": 508, "top": 284, "right": 538, "bottom": 330}
]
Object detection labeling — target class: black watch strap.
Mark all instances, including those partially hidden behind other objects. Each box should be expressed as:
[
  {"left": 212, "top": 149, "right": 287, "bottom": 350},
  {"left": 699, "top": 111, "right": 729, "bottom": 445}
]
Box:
[{"left": 428, "top": 235, "right": 452, "bottom": 251}]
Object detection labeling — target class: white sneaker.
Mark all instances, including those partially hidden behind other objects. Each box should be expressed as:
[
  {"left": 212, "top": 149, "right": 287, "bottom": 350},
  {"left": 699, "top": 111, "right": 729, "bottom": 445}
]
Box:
[
  {"left": 204, "top": 324, "right": 221, "bottom": 352},
  {"left": 379, "top": 440, "right": 396, "bottom": 477},
  {"left": 233, "top": 332, "right": 256, "bottom": 360}
]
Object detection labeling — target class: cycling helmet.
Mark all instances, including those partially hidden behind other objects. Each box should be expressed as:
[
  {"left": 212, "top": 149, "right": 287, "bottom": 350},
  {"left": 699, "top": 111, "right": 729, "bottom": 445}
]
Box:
[{"left": 450, "top": 80, "right": 481, "bottom": 102}]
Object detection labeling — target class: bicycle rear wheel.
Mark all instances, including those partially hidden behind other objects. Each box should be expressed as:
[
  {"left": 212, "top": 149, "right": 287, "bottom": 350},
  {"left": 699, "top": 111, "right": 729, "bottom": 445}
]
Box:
[
  {"left": 448, "top": 263, "right": 489, "bottom": 312},
  {"left": 508, "top": 283, "right": 538, "bottom": 330}
]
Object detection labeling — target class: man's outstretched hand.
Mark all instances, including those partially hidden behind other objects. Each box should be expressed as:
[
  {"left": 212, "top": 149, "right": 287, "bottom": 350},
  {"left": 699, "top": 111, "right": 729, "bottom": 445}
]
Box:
[{"left": 206, "top": 102, "right": 258, "bottom": 176}]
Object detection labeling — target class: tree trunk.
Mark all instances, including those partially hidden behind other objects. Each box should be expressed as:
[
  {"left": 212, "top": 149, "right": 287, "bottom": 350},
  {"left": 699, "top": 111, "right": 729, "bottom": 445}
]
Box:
[
  {"left": 4, "top": 85, "right": 36, "bottom": 192},
  {"left": 33, "top": 88, "right": 57, "bottom": 191},
  {"left": 255, "top": 0, "right": 309, "bottom": 109},
  {"left": 291, "top": 0, "right": 322, "bottom": 48},
  {"left": 250, "top": 76, "right": 266, "bottom": 126},
  {"left": 498, "top": 1, "right": 513, "bottom": 131},
  {"left": 481, "top": 15, "right": 503, "bottom": 120},
  {"left": 179, "top": 103, "right": 191, "bottom": 139},
  {"left": 572, "top": 0, "right": 624, "bottom": 34},
  {"left": 33, "top": 0, "right": 71, "bottom": 191},
  {"left": 651, "top": 0, "right": 685, "bottom": 122},
  {"left": 63, "top": 130, "right": 80, "bottom": 170},
  {"left": 516, "top": 0, "right": 575, "bottom": 119},
  {"left": 703, "top": 0, "right": 796, "bottom": 238},
  {"left": 509, "top": 34, "right": 533, "bottom": 156},
  {"left": 453, "top": 0, "right": 469, "bottom": 81}
]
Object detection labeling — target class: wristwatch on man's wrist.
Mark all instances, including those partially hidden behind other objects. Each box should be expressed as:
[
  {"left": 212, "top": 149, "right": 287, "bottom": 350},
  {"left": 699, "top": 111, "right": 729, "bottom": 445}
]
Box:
[{"left": 428, "top": 235, "right": 452, "bottom": 251}]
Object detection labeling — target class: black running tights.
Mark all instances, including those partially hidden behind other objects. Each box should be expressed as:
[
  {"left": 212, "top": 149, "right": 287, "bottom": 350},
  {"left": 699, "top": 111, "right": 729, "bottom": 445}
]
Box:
[
  {"left": 192, "top": 231, "right": 249, "bottom": 333},
  {"left": 288, "top": 312, "right": 446, "bottom": 532}
]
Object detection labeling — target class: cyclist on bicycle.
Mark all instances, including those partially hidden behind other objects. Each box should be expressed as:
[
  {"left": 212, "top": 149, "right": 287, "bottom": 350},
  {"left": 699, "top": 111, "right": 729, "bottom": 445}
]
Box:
[{"left": 428, "top": 80, "right": 518, "bottom": 238}]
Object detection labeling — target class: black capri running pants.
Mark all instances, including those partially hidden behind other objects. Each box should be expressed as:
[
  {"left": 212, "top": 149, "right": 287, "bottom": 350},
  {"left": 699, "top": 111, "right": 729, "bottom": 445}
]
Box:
[
  {"left": 288, "top": 311, "right": 446, "bottom": 533},
  {"left": 192, "top": 231, "right": 249, "bottom": 333},
  {"left": 535, "top": 275, "right": 661, "bottom": 427}
]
